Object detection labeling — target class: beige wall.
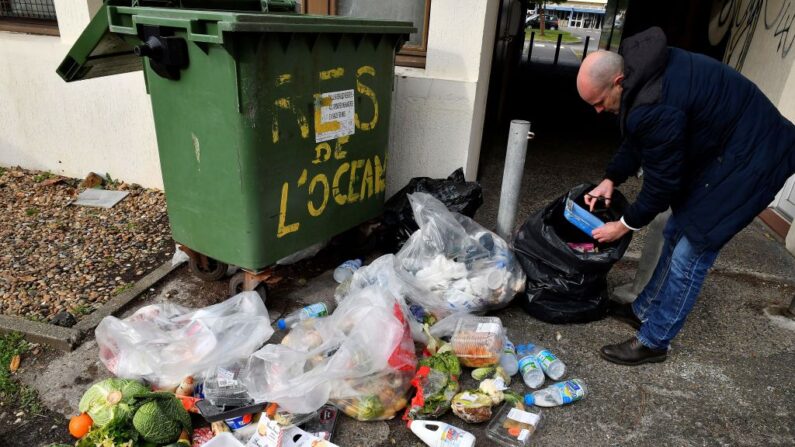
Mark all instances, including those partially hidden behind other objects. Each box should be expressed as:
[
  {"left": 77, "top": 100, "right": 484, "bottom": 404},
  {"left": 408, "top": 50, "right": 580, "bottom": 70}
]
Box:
[{"left": 387, "top": 0, "right": 500, "bottom": 195}]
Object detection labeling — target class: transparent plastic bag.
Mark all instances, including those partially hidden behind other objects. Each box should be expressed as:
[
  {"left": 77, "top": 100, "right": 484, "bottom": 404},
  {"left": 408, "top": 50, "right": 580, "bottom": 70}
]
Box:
[
  {"left": 336, "top": 254, "right": 427, "bottom": 343},
  {"left": 395, "top": 192, "right": 526, "bottom": 318},
  {"left": 96, "top": 292, "right": 273, "bottom": 388},
  {"left": 242, "top": 286, "right": 416, "bottom": 419}
]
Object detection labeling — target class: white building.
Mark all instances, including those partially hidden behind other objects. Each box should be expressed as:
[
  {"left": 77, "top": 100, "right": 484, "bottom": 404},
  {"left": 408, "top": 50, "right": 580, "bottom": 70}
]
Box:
[{"left": 0, "top": 0, "right": 499, "bottom": 197}]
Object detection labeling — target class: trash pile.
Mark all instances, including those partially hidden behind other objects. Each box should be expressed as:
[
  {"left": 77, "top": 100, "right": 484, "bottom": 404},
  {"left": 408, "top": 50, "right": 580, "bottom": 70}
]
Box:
[{"left": 66, "top": 189, "right": 594, "bottom": 446}]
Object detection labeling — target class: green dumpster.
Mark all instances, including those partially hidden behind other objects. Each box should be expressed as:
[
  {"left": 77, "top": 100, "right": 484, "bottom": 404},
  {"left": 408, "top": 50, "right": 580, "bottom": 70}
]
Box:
[{"left": 58, "top": 1, "right": 413, "bottom": 292}]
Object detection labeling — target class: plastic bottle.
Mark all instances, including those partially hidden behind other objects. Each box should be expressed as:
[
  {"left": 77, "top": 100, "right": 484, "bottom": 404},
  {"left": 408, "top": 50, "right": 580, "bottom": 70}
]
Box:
[
  {"left": 516, "top": 344, "right": 545, "bottom": 389},
  {"left": 526, "top": 343, "right": 566, "bottom": 380},
  {"left": 333, "top": 259, "right": 362, "bottom": 283},
  {"left": 524, "top": 379, "right": 588, "bottom": 407},
  {"left": 277, "top": 299, "right": 336, "bottom": 330},
  {"left": 409, "top": 420, "right": 475, "bottom": 447},
  {"left": 499, "top": 335, "right": 519, "bottom": 376}
]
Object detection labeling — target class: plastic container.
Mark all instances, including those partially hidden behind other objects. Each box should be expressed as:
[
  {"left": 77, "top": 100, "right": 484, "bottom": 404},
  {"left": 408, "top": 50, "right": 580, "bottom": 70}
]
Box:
[
  {"left": 486, "top": 403, "right": 543, "bottom": 446},
  {"left": 333, "top": 259, "right": 363, "bottom": 283},
  {"left": 409, "top": 420, "right": 475, "bottom": 447},
  {"left": 203, "top": 432, "right": 245, "bottom": 447},
  {"left": 564, "top": 198, "right": 605, "bottom": 237},
  {"left": 451, "top": 316, "right": 503, "bottom": 367},
  {"left": 277, "top": 298, "right": 337, "bottom": 330}
]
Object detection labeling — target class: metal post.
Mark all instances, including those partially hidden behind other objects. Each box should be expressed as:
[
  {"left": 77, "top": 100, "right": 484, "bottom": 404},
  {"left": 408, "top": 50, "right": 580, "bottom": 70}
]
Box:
[
  {"left": 553, "top": 33, "right": 563, "bottom": 65},
  {"left": 528, "top": 32, "right": 535, "bottom": 61},
  {"left": 582, "top": 35, "right": 591, "bottom": 61},
  {"left": 497, "top": 120, "right": 533, "bottom": 240}
]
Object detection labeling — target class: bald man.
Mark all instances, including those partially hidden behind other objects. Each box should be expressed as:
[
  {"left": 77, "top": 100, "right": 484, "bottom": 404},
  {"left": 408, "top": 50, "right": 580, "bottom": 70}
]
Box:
[{"left": 575, "top": 27, "right": 795, "bottom": 365}]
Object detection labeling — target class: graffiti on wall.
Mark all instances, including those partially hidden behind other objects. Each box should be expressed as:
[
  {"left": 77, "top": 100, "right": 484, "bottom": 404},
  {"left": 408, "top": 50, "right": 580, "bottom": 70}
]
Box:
[{"left": 710, "top": 0, "right": 794, "bottom": 71}]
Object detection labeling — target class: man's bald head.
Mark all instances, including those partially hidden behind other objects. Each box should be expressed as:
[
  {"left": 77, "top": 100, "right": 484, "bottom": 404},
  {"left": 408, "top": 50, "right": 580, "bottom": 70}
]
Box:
[{"left": 577, "top": 50, "right": 625, "bottom": 114}]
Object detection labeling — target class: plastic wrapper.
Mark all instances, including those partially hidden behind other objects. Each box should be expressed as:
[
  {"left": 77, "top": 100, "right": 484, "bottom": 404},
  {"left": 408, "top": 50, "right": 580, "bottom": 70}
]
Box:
[
  {"left": 381, "top": 168, "right": 483, "bottom": 251},
  {"left": 404, "top": 348, "right": 461, "bottom": 420},
  {"left": 486, "top": 403, "right": 542, "bottom": 446},
  {"left": 96, "top": 292, "right": 273, "bottom": 388},
  {"left": 513, "top": 184, "right": 632, "bottom": 323},
  {"left": 395, "top": 192, "right": 525, "bottom": 319},
  {"left": 242, "top": 286, "right": 416, "bottom": 419},
  {"left": 451, "top": 390, "right": 493, "bottom": 423},
  {"left": 203, "top": 361, "right": 253, "bottom": 407}
]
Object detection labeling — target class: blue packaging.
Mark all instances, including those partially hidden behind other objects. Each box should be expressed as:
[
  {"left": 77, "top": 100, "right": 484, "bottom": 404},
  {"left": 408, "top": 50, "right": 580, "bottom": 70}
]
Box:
[{"left": 563, "top": 198, "right": 605, "bottom": 237}]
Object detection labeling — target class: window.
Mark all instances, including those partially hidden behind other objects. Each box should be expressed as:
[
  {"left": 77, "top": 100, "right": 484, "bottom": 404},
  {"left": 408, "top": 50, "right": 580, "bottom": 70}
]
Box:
[
  {"left": 305, "top": 0, "right": 431, "bottom": 68},
  {"left": 0, "top": 0, "right": 59, "bottom": 36}
]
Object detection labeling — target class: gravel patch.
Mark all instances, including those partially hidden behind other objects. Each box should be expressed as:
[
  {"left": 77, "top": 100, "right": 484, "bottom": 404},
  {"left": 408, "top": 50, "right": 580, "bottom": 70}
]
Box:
[{"left": 0, "top": 166, "right": 173, "bottom": 323}]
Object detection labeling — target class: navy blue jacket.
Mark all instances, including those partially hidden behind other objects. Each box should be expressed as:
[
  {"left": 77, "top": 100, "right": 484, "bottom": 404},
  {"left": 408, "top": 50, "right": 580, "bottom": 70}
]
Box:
[{"left": 605, "top": 27, "right": 795, "bottom": 250}]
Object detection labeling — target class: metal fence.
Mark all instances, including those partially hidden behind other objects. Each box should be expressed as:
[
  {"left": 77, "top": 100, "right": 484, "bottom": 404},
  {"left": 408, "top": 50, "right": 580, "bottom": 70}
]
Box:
[{"left": 0, "top": 0, "right": 57, "bottom": 21}]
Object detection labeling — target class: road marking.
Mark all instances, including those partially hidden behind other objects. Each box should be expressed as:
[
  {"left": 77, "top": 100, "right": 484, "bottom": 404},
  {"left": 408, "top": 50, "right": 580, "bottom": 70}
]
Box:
[{"left": 534, "top": 44, "right": 546, "bottom": 47}]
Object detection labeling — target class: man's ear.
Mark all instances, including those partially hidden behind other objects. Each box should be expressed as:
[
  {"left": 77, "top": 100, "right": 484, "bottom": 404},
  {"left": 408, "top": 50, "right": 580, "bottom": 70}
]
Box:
[{"left": 613, "top": 73, "right": 625, "bottom": 86}]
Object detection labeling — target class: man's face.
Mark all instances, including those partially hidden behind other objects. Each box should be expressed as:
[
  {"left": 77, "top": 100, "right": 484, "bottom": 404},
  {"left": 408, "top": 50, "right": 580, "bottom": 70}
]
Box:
[
  {"left": 577, "top": 66, "right": 624, "bottom": 115},
  {"left": 582, "top": 81, "right": 623, "bottom": 114}
]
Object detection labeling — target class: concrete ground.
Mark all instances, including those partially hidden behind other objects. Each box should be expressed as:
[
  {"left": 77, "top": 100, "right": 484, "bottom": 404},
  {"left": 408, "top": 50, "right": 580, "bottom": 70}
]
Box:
[{"left": 14, "top": 119, "right": 795, "bottom": 445}]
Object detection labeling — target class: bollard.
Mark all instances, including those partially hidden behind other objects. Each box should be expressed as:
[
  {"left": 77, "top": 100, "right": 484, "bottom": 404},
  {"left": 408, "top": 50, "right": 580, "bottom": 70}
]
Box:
[
  {"left": 528, "top": 32, "right": 535, "bottom": 61},
  {"left": 611, "top": 209, "right": 672, "bottom": 303},
  {"left": 582, "top": 35, "right": 591, "bottom": 61},
  {"left": 553, "top": 33, "right": 563, "bottom": 65},
  {"left": 497, "top": 120, "right": 533, "bottom": 240}
]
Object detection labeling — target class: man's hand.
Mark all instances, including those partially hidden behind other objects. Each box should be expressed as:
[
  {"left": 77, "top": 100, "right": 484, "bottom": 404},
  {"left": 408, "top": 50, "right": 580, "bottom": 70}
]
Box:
[
  {"left": 592, "top": 221, "right": 630, "bottom": 243},
  {"left": 585, "top": 179, "right": 615, "bottom": 211}
]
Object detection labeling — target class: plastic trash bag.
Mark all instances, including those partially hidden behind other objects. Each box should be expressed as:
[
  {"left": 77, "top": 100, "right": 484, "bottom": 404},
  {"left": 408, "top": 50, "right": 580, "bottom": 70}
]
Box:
[
  {"left": 394, "top": 192, "right": 525, "bottom": 319},
  {"left": 513, "top": 183, "right": 632, "bottom": 324},
  {"left": 242, "top": 286, "right": 416, "bottom": 418},
  {"left": 382, "top": 169, "right": 483, "bottom": 251},
  {"left": 96, "top": 292, "right": 273, "bottom": 388}
]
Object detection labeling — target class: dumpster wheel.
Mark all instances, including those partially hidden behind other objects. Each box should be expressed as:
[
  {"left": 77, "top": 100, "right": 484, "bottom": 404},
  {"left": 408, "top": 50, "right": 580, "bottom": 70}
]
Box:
[
  {"left": 229, "top": 271, "right": 268, "bottom": 303},
  {"left": 188, "top": 255, "right": 228, "bottom": 282}
]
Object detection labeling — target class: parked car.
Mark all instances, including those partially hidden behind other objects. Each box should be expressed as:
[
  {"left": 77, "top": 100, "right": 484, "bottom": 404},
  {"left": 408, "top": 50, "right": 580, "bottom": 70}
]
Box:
[{"left": 525, "top": 14, "right": 559, "bottom": 30}]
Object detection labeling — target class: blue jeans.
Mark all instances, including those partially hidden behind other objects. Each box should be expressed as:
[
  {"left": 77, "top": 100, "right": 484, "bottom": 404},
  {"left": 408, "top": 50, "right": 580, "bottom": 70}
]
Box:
[{"left": 631, "top": 216, "right": 720, "bottom": 350}]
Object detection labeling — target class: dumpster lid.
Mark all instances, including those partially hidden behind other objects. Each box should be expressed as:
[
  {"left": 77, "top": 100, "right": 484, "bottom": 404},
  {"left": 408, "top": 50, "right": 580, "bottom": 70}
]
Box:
[
  {"left": 57, "top": 4, "right": 142, "bottom": 82},
  {"left": 58, "top": 4, "right": 414, "bottom": 82}
]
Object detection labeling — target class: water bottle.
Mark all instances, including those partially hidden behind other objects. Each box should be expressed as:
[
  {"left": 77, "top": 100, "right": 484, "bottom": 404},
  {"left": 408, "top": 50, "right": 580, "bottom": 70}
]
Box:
[
  {"left": 333, "top": 259, "right": 362, "bottom": 283},
  {"left": 526, "top": 343, "right": 566, "bottom": 380},
  {"left": 499, "top": 335, "right": 519, "bottom": 376},
  {"left": 524, "top": 379, "right": 587, "bottom": 407},
  {"left": 516, "top": 344, "right": 544, "bottom": 389},
  {"left": 276, "top": 298, "right": 336, "bottom": 330}
]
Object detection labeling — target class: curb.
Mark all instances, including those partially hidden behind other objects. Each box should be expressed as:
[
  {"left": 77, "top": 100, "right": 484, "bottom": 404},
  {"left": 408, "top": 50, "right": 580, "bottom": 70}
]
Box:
[{"left": 0, "top": 260, "right": 180, "bottom": 352}]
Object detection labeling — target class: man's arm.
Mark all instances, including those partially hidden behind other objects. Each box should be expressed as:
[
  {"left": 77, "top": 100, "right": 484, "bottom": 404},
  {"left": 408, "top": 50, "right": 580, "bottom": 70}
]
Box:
[
  {"left": 621, "top": 104, "right": 687, "bottom": 230},
  {"left": 604, "top": 138, "right": 642, "bottom": 187},
  {"left": 592, "top": 105, "right": 686, "bottom": 243}
]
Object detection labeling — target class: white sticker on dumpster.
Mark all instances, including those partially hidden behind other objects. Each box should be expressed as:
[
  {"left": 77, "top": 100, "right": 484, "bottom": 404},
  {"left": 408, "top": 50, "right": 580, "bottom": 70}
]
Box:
[{"left": 315, "top": 89, "right": 355, "bottom": 143}]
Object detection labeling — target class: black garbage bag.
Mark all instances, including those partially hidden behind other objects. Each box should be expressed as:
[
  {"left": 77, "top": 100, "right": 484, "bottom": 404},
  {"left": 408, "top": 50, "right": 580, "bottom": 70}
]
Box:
[
  {"left": 380, "top": 168, "right": 483, "bottom": 251},
  {"left": 513, "top": 183, "right": 633, "bottom": 324}
]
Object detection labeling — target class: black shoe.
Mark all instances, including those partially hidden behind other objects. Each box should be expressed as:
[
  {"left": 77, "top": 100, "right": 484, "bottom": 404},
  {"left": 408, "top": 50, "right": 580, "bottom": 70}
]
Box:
[
  {"left": 608, "top": 301, "right": 642, "bottom": 330},
  {"left": 599, "top": 337, "right": 668, "bottom": 366}
]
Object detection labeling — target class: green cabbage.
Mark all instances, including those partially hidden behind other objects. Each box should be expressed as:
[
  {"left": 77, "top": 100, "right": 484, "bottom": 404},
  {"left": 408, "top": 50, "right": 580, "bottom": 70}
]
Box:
[
  {"left": 78, "top": 378, "right": 148, "bottom": 427},
  {"left": 132, "top": 397, "right": 191, "bottom": 445}
]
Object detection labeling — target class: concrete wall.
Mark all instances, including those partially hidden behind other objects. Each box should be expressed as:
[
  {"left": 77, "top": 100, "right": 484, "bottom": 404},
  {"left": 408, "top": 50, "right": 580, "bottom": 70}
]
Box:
[
  {"left": 718, "top": 0, "right": 795, "bottom": 252},
  {"left": 0, "top": 0, "right": 499, "bottom": 197}
]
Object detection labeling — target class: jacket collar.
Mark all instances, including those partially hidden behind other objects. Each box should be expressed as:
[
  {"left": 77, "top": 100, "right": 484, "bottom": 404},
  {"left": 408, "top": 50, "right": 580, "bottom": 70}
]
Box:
[{"left": 618, "top": 27, "right": 669, "bottom": 135}]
